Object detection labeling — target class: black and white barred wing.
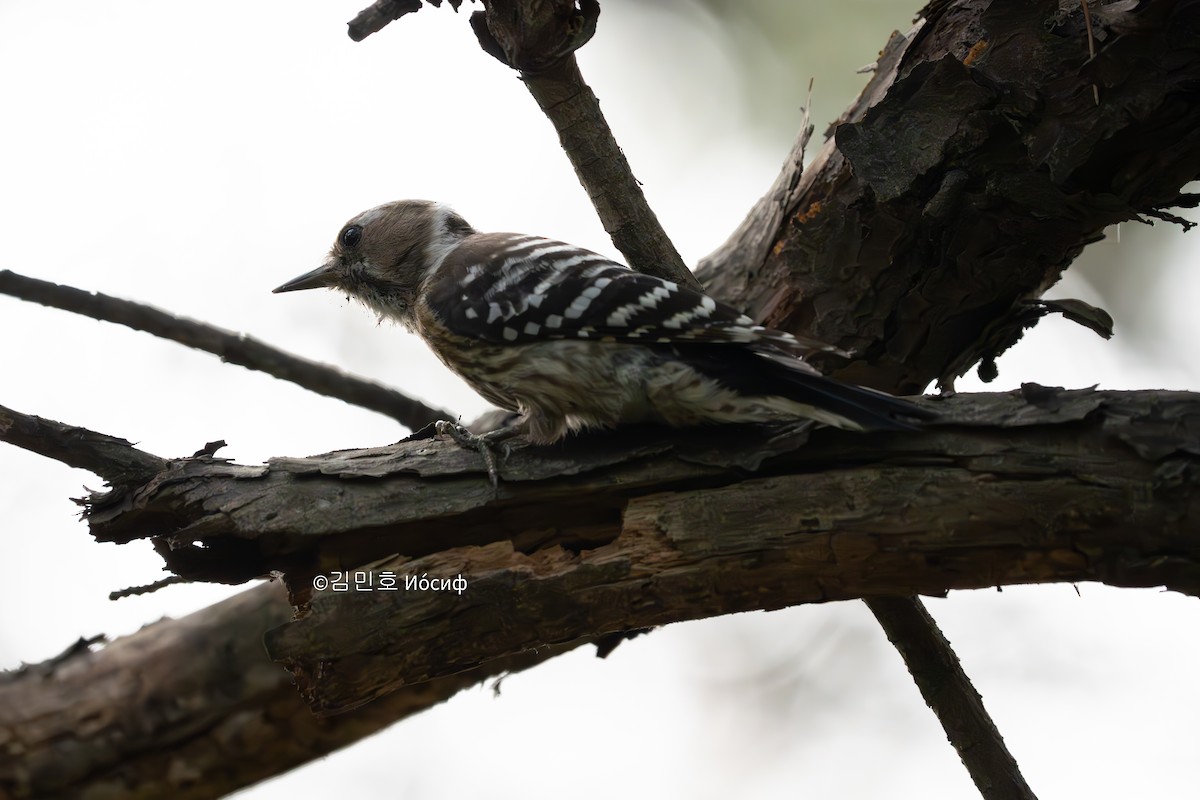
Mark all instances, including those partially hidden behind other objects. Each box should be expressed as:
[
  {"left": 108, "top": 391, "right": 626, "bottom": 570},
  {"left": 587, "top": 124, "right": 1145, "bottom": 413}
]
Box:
[{"left": 429, "top": 233, "right": 844, "bottom": 362}]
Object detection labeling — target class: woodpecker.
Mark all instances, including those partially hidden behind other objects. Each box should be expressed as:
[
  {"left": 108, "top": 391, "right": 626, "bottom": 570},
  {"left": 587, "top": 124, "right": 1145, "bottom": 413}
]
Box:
[{"left": 274, "top": 200, "right": 927, "bottom": 444}]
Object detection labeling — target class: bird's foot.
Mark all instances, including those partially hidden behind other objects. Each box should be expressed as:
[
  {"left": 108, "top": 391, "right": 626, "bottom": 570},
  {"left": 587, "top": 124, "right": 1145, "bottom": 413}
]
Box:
[{"left": 434, "top": 421, "right": 518, "bottom": 489}]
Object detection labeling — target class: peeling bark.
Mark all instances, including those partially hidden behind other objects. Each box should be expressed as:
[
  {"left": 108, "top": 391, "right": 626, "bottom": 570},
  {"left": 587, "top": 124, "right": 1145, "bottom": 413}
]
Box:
[
  {"left": 699, "top": 0, "right": 1200, "bottom": 392},
  {"left": 4, "top": 0, "right": 1200, "bottom": 795},
  {"left": 68, "top": 387, "right": 1200, "bottom": 713}
]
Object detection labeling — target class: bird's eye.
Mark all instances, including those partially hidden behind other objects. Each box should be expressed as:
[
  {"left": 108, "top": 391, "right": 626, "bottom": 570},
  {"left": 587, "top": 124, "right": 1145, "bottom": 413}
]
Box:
[{"left": 341, "top": 225, "right": 363, "bottom": 249}]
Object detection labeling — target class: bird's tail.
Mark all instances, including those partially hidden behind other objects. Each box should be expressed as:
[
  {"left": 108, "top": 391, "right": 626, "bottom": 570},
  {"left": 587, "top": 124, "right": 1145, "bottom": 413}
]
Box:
[{"left": 755, "top": 351, "right": 932, "bottom": 431}]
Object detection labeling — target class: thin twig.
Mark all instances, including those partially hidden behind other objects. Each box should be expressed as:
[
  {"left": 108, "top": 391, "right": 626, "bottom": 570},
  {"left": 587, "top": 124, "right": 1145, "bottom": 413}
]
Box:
[
  {"left": 347, "top": 0, "right": 423, "bottom": 42},
  {"left": 0, "top": 403, "right": 167, "bottom": 483},
  {"left": 517, "top": 55, "right": 699, "bottom": 289},
  {"left": 867, "top": 596, "right": 1039, "bottom": 800},
  {"left": 347, "top": 0, "right": 467, "bottom": 42},
  {"left": 464, "top": 0, "right": 699, "bottom": 289},
  {"left": 110, "top": 575, "right": 188, "bottom": 601},
  {"left": 0, "top": 269, "right": 453, "bottom": 431}
]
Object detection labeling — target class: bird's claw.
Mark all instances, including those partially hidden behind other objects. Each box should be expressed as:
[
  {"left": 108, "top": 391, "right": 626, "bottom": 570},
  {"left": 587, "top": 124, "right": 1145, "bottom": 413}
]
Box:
[{"left": 434, "top": 420, "right": 513, "bottom": 489}]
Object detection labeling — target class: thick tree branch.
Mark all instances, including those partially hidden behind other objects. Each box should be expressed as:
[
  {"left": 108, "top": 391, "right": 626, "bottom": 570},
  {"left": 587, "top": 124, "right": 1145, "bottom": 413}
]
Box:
[
  {"left": 0, "top": 270, "right": 452, "bottom": 431},
  {"left": 11, "top": 0, "right": 1199, "bottom": 794},
  {"left": 68, "top": 387, "right": 1200, "bottom": 714},
  {"left": 694, "top": 3, "right": 1197, "bottom": 785},
  {"left": 0, "top": 581, "right": 585, "bottom": 800},
  {"left": 698, "top": 0, "right": 1200, "bottom": 393}
]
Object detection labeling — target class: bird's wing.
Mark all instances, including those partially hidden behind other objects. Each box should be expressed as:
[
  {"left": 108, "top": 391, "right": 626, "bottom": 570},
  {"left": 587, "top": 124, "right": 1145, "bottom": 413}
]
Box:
[{"left": 428, "top": 234, "right": 844, "bottom": 364}]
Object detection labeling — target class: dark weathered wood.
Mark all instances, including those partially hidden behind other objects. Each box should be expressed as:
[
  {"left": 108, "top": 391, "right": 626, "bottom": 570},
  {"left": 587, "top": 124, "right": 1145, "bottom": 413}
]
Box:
[
  {"left": 0, "top": 582, "right": 585, "bottom": 800},
  {"left": 698, "top": 0, "right": 1200, "bottom": 393},
  {"left": 63, "top": 387, "right": 1200, "bottom": 714},
  {"left": 347, "top": 0, "right": 423, "bottom": 42},
  {"left": 3, "top": 0, "right": 1198, "bottom": 795},
  {"left": 255, "top": 390, "right": 1200, "bottom": 714},
  {"left": 867, "top": 597, "right": 1038, "bottom": 800},
  {"left": 691, "top": 2, "right": 1197, "bottom": 788}
]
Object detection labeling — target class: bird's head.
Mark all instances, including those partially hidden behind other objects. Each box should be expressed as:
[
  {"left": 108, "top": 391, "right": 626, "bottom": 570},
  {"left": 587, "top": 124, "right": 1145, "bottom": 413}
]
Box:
[{"left": 273, "top": 199, "right": 475, "bottom": 326}]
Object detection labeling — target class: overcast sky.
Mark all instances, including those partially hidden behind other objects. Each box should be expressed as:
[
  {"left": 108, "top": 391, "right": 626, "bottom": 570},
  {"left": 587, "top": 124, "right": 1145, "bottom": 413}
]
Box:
[{"left": 1, "top": 2, "right": 1198, "bottom": 798}]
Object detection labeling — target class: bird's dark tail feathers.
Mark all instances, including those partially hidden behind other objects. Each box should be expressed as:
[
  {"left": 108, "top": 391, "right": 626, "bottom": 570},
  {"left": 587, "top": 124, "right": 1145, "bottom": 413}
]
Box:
[
  {"left": 768, "top": 365, "right": 933, "bottom": 431},
  {"left": 757, "top": 350, "right": 934, "bottom": 431},
  {"left": 677, "top": 344, "right": 933, "bottom": 432}
]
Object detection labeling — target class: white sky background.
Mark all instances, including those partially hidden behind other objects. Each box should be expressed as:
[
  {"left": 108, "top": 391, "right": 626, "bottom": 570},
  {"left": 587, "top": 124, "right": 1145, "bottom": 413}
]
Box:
[{"left": 1, "top": 1, "right": 1198, "bottom": 798}]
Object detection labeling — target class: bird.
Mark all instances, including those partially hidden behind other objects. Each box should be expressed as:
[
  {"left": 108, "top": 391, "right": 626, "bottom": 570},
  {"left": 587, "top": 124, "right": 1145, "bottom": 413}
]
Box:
[{"left": 273, "top": 199, "right": 928, "bottom": 448}]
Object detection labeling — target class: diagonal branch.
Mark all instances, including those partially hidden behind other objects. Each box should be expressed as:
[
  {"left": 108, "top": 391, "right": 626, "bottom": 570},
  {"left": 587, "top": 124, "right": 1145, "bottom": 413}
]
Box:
[
  {"left": 868, "top": 597, "right": 1038, "bottom": 800},
  {"left": 0, "top": 269, "right": 453, "bottom": 431},
  {"left": 0, "top": 581, "right": 588, "bottom": 800},
  {"left": 0, "top": 402, "right": 166, "bottom": 484},
  {"left": 698, "top": 0, "right": 1200, "bottom": 393},
  {"left": 515, "top": 54, "right": 698, "bottom": 288},
  {"left": 467, "top": 1, "right": 700, "bottom": 289},
  {"left": 347, "top": 0, "right": 423, "bottom": 42},
  {"left": 344, "top": 1, "right": 695, "bottom": 287}
]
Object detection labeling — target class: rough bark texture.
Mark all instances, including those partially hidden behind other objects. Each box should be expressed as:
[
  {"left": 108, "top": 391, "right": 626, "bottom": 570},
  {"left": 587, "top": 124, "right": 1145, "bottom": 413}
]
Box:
[
  {"left": 868, "top": 597, "right": 1037, "bottom": 800},
  {"left": 0, "top": 582, "right": 585, "bottom": 800},
  {"left": 3, "top": 0, "right": 1200, "bottom": 796},
  {"left": 698, "top": 0, "right": 1200, "bottom": 393},
  {"left": 0, "top": 403, "right": 166, "bottom": 485},
  {"left": 64, "top": 387, "right": 1200, "bottom": 714}
]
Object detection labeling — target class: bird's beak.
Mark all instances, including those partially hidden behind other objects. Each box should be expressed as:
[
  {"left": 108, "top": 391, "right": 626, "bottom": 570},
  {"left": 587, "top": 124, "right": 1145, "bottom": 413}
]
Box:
[{"left": 272, "top": 263, "right": 337, "bottom": 293}]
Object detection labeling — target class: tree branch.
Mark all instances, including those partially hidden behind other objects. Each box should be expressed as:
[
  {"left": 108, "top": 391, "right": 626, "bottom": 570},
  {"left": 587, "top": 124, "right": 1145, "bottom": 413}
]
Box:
[
  {"left": 0, "top": 269, "right": 453, "bottom": 431},
  {"left": 698, "top": 0, "right": 1200, "bottom": 393},
  {"left": 0, "top": 402, "right": 166, "bottom": 484},
  {"left": 12, "top": 0, "right": 1199, "bottom": 794},
  {"left": 68, "top": 387, "right": 1200, "bottom": 713},
  {"left": 867, "top": 597, "right": 1038, "bottom": 800},
  {"left": 693, "top": 2, "right": 1197, "bottom": 787},
  {"left": 0, "top": 581, "right": 585, "bottom": 800},
  {"left": 347, "top": 0, "right": 423, "bottom": 42},
  {"left": 466, "top": 1, "right": 700, "bottom": 288}
]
